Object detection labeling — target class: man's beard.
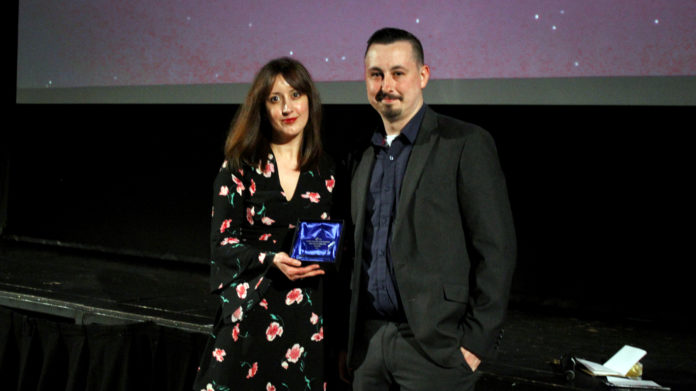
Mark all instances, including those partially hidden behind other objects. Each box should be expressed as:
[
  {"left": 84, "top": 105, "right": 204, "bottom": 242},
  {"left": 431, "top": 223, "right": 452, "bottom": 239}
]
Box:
[{"left": 375, "top": 91, "right": 402, "bottom": 120}]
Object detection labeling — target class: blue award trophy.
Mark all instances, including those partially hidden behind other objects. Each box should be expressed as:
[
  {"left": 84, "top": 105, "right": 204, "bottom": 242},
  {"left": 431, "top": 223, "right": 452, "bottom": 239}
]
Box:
[{"left": 290, "top": 219, "right": 344, "bottom": 270}]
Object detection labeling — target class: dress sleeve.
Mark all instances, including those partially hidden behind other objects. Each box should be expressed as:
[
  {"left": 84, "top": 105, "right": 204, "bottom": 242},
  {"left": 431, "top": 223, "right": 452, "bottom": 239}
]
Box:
[{"left": 209, "top": 161, "right": 274, "bottom": 297}]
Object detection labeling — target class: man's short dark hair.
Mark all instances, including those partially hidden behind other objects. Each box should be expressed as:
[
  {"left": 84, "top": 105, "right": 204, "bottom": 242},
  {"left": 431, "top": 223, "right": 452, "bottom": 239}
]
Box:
[{"left": 365, "top": 27, "right": 425, "bottom": 65}]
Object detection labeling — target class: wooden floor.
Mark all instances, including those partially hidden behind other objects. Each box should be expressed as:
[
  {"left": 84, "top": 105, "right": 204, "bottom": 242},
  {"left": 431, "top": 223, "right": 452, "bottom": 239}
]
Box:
[{"left": 1, "top": 239, "right": 693, "bottom": 390}]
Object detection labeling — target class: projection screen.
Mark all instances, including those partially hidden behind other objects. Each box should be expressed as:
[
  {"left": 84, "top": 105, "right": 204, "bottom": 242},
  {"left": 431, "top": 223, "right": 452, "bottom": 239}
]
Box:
[{"left": 16, "top": 0, "right": 696, "bottom": 105}]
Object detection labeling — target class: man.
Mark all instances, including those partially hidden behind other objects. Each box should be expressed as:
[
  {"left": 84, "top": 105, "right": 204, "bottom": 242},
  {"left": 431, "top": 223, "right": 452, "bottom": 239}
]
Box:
[{"left": 345, "top": 27, "right": 516, "bottom": 390}]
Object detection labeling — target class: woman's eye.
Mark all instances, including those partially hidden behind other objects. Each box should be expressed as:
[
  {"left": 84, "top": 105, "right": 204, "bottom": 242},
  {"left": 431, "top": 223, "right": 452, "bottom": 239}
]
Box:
[
  {"left": 269, "top": 95, "right": 279, "bottom": 103},
  {"left": 292, "top": 91, "right": 301, "bottom": 98}
]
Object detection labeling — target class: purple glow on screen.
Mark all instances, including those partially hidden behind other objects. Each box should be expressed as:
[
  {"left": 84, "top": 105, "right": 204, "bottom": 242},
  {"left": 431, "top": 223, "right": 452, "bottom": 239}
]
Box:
[{"left": 17, "top": 0, "right": 696, "bottom": 88}]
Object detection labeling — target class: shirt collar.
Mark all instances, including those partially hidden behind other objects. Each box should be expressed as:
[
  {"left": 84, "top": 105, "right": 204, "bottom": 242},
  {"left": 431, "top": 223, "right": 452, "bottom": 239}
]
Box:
[{"left": 371, "top": 104, "right": 427, "bottom": 147}]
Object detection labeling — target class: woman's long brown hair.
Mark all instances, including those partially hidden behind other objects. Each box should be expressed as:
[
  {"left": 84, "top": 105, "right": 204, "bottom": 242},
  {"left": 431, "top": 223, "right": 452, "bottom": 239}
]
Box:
[{"left": 224, "top": 57, "right": 322, "bottom": 171}]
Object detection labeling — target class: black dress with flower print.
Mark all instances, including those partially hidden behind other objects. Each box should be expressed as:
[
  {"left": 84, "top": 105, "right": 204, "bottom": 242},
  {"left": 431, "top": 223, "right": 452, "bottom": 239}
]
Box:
[{"left": 193, "top": 152, "right": 337, "bottom": 391}]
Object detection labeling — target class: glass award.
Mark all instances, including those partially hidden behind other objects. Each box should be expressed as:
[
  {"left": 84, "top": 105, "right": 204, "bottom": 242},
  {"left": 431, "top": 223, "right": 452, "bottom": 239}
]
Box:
[{"left": 290, "top": 219, "right": 344, "bottom": 269}]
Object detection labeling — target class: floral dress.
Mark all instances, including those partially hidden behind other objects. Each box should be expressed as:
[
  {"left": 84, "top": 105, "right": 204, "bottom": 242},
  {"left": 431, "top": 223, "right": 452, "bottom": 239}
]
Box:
[{"left": 193, "top": 152, "right": 337, "bottom": 391}]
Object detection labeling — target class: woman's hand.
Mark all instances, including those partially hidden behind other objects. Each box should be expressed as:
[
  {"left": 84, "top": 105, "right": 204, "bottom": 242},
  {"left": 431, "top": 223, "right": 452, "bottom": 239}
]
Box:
[{"left": 272, "top": 252, "right": 325, "bottom": 281}]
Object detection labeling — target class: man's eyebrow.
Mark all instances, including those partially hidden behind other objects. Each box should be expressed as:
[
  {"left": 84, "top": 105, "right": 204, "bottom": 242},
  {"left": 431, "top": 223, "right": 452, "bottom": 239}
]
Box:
[{"left": 367, "top": 65, "right": 407, "bottom": 72}]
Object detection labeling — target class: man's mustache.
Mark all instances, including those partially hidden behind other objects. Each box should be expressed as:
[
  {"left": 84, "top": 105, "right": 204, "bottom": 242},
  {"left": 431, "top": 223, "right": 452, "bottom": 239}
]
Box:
[{"left": 376, "top": 91, "right": 401, "bottom": 102}]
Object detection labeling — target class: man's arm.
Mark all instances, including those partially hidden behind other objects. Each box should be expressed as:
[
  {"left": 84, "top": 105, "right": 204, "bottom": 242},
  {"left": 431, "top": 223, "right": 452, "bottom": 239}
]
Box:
[{"left": 457, "top": 127, "right": 517, "bottom": 360}]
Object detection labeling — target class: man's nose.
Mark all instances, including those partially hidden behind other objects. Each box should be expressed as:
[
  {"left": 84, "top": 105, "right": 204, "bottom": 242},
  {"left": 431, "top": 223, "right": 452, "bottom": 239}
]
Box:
[{"left": 381, "top": 75, "right": 394, "bottom": 92}]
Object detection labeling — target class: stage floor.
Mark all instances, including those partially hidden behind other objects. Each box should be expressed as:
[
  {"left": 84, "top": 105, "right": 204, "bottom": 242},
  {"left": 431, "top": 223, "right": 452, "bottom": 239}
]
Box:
[{"left": 1, "top": 239, "right": 693, "bottom": 390}]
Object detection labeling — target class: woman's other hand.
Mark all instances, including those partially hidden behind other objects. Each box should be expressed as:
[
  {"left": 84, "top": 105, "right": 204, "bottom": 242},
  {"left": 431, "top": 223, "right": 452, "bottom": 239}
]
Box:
[{"left": 273, "top": 252, "right": 325, "bottom": 281}]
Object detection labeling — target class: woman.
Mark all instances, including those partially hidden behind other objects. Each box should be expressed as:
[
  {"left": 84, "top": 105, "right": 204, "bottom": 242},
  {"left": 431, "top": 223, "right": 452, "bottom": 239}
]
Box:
[{"left": 193, "top": 58, "right": 338, "bottom": 391}]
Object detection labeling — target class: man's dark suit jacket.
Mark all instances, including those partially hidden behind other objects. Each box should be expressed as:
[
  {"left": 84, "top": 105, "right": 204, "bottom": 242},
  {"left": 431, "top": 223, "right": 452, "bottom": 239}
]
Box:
[{"left": 347, "top": 106, "right": 516, "bottom": 369}]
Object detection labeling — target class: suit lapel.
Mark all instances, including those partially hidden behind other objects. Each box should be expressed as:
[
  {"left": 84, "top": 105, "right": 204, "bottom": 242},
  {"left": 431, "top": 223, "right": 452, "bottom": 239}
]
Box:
[
  {"left": 351, "top": 146, "right": 375, "bottom": 255},
  {"left": 395, "top": 107, "right": 439, "bottom": 223}
]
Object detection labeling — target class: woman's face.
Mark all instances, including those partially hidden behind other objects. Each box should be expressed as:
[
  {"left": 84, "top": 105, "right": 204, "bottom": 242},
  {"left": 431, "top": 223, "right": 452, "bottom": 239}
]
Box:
[{"left": 265, "top": 74, "right": 309, "bottom": 143}]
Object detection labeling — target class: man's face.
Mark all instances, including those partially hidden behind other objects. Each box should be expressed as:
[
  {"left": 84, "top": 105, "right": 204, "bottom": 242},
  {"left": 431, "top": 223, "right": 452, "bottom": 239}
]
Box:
[{"left": 364, "top": 41, "right": 430, "bottom": 126}]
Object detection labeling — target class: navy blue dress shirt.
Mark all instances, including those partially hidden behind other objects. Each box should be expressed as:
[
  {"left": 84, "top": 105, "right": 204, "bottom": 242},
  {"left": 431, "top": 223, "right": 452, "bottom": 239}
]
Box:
[{"left": 363, "top": 104, "right": 426, "bottom": 319}]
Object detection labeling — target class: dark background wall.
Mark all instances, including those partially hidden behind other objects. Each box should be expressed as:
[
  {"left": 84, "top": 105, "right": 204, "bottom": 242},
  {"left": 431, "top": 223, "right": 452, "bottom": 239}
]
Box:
[{"left": 3, "top": 103, "right": 693, "bottom": 324}]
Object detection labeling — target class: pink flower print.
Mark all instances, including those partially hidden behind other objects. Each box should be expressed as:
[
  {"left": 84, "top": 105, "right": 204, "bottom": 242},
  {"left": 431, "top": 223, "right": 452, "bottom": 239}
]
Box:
[
  {"left": 326, "top": 175, "right": 335, "bottom": 192},
  {"left": 264, "top": 162, "right": 275, "bottom": 177},
  {"left": 259, "top": 233, "right": 272, "bottom": 241},
  {"left": 310, "top": 312, "right": 319, "bottom": 325},
  {"left": 219, "top": 186, "right": 229, "bottom": 196},
  {"left": 246, "top": 362, "right": 258, "bottom": 379},
  {"left": 311, "top": 327, "right": 324, "bottom": 342},
  {"left": 266, "top": 383, "right": 277, "bottom": 391},
  {"left": 236, "top": 282, "right": 249, "bottom": 299},
  {"left": 257, "top": 161, "right": 275, "bottom": 178},
  {"left": 281, "top": 361, "right": 289, "bottom": 370},
  {"left": 289, "top": 224, "right": 295, "bottom": 229},
  {"left": 301, "top": 192, "right": 321, "bottom": 203},
  {"left": 231, "top": 306, "right": 243, "bottom": 322},
  {"left": 231, "top": 174, "right": 245, "bottom": 195},
  {"left": 220, "top": 237, "right": 239, "bottom": 246},
  {"left": 285, "top": 344, "right": 305, "bottom": 363},
  {"left": 212, "top": 348, "right": 226, "bottom": 362},
  {"left": 249, "top": 179, "right": 256, "bottom": 196},
  {"left": 219, "top": 219, "right": 232, "bottom": 233},
  {"left": 285, "top": 288, "right": 303, "bottom": 305},
  {"left": 261, "top": 216, "right": 275, "bottom": 225},
  {"left": 204, "top": 383, "right": 215, "bottom": 391},
  {"left": 258, "top": 252, "right": 266, "bottom": 264},
  {"left": 246, "top": 207, "right": 255, "bottom": 225},
  {"left": 320, "top": 212, "right": 329, "bottom": 220},
  {"left": 259, "top": 298, "right": 268, "bottom": 309},
  {"left": 232, "top": 323, "right": 241, "bottom": 342},
  {"left": 324, "top": 382, "right": 327, "bottom": 391},
  {"left": 265, "top": 322, "right": 284, "bottom": 341},
  {"left": 255, "top": 277, "right": 264, "bottom": 289}
]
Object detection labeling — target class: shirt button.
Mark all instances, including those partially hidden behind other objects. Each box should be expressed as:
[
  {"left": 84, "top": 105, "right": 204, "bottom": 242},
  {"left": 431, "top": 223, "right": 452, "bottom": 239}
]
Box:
[{"left": 389, "top": 155, "right": 394, "bottom": 161}]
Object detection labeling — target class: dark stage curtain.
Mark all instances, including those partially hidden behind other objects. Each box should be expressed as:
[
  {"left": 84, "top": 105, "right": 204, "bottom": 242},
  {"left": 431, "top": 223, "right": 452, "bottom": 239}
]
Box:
[{"left": 0, "top": 306, "right": 208, "bottom": 391}]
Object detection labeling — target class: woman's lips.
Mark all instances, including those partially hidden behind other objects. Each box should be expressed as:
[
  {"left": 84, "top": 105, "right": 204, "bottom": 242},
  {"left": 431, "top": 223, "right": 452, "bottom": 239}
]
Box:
[{"left": 282, "top": 117, "right": 298, "bottom": 124}]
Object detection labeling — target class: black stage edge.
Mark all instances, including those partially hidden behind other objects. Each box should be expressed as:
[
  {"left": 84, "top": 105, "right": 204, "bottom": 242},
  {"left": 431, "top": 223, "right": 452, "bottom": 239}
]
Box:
[{"left": 0, "top": 238, "right": 215, "bottom": 334}]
